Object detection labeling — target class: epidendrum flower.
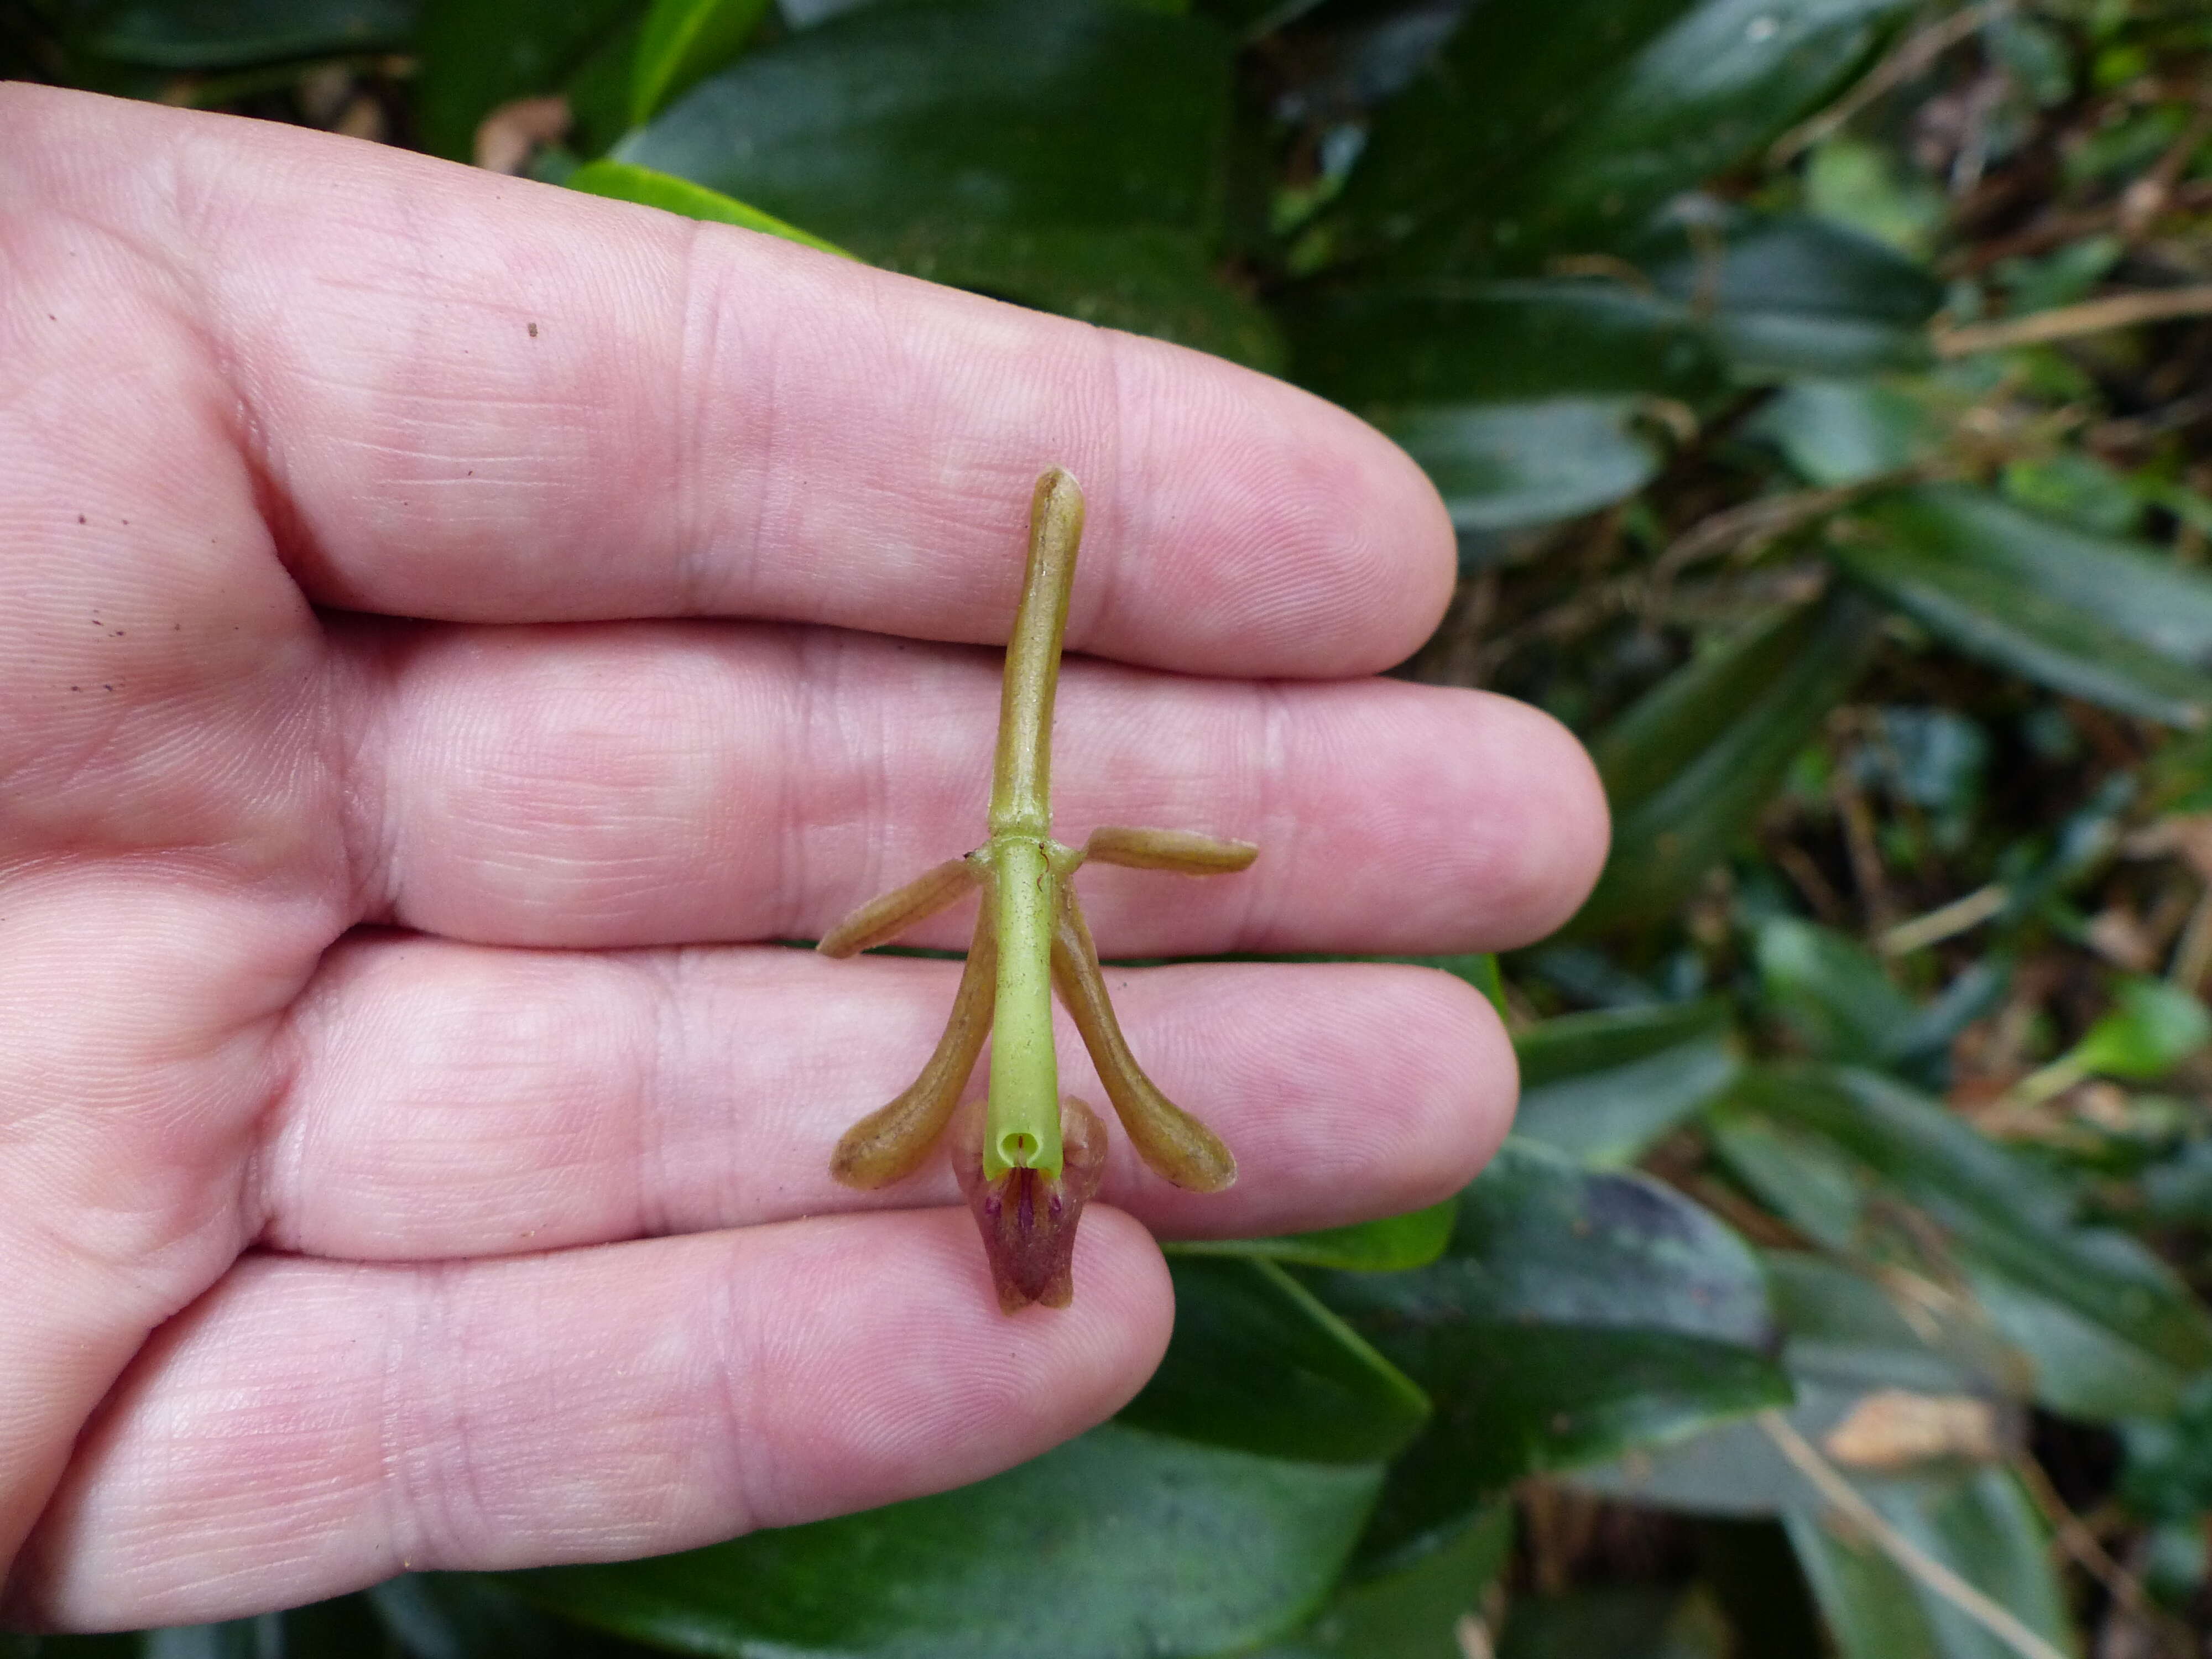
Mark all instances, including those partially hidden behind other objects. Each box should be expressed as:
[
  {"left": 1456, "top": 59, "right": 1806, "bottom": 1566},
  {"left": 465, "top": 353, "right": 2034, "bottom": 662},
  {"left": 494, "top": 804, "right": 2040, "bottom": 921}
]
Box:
[{"left": 818, "top": 469, "right": 1254, "bottom": 1312}]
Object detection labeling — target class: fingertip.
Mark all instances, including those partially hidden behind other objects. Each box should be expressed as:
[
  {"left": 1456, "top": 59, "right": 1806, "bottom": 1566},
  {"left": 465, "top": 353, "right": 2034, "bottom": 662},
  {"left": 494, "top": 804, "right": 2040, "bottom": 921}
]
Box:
[{"left": 1458, "top": 695, "right": 1611, "bottom": 946}]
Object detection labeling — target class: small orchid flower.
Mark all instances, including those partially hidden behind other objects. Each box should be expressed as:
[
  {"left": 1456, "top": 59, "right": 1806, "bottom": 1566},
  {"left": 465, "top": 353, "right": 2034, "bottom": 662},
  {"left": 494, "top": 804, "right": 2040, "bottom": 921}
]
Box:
[{"left": 818, "top": 469, "right": 1254, "bottom": 1312}]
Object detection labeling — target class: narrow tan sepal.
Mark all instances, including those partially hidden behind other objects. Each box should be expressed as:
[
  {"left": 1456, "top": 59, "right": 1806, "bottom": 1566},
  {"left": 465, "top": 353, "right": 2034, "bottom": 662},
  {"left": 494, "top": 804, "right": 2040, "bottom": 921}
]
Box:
[
  {"left": 828, "top": 905, "right": 998, "bottom": 1188},
  {"left": 1081, "top": 826, "right": 1258, "bottom": 875},
  {"left": 1051, "top": 889, "right": 1237, "bottom": 1192},
  {"left": 952, "top": 1094, "right": 1108, "bottom": 1312},
  {"left": 816, "top": 857, "right": 981, "bottom": 959}
]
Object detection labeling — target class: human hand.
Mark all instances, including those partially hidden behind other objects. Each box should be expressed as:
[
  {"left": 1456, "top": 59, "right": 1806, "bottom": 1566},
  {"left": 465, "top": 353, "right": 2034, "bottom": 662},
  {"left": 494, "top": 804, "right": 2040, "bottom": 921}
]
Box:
[{"left": 0, "top": 84, "right": 1606, "bottom": 1631}]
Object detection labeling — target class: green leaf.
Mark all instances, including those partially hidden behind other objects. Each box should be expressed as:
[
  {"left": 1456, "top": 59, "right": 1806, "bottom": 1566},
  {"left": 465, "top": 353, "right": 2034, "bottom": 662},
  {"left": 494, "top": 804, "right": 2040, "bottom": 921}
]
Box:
[
  {"left": 612, "top": 1, "right": 1276, "bottom": 363},
  {"left": 1392, "top": 400, "right": 1672, "bottom": 532},
  {"left": 1497, "top": 1587, "right": 1734, "bottom": 1659},
  {"left": 1512, "top": 998, "right": 1740, "bottom": 1167},
  {"left": 1311, "top": 1142, "right": 1788, "bottom": 1553},
  {"left": 371, "top": 1573, "right": 664, "bottom": 1656},
  {"left": 416, "top": 0, "right": 635, "bottom": 160},
  {"left": 1840, "top": 485, "right": 2212, "bottom": 727},
  {"left": 1285, "top": 281, "right": 1721, "bottom": 525},
  {"left": 1119, "top": 1256, "right": 1433, "bottom": 1464},
  {"left": 88, "top": 1597, "right": 397, "bottom": 1658},
  {"left": 1785, "top": 1469, "right": 2071, "bottom": 1659},
  {"left": 1337, "top": 0, "right": 1908, "bottom": 274},
  {"left": 1569, "top": 1253, "right": 2021, "bottom": 1518},
  {"left": 1748, "top": 378, "right": 1947, "bottom": 485},
  {"left": 630, "top": 0, "right": 769, "bottom": 126},
  {"left": 1289, "top": 282, "right": 1725, "bottom": 408},
  {"left": 1574, "top": 591, "right": 1884, "bottom": 932},
  {"left": 1755, "top": 917, "right": 1918, "bottom": 1068},
  {"left": 566, "top": 159, "right": 849, "bottom": 254},
  {"left": 1172, "top": 1199, "right": 1459, "bottom": 1274},
  {"left": 1710, "top": 1064, "right": 2212, "bottom": 1419},
  {"left": 1297, "top": 1505, "right": 1512, "bottom": 1658},
  {"left": 70, "top": 0, "right": 414, "bottom": 68},
  {"left": 512, "top": 1423, "right": 1381, "bottom": 1659},
  {"left": 2063, "top": 974, "right": 2212, "bottom": 1080},
  {"left": 1637, "top": 213, "right": 1941, "bottom": 379}
]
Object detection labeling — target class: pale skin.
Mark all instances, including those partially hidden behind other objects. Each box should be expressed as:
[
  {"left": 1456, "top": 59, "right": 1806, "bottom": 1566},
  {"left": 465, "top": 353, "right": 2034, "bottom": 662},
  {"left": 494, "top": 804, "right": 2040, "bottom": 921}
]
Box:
[{"left": 0, "top": 85, "right": 1608, "bottom": 1632}]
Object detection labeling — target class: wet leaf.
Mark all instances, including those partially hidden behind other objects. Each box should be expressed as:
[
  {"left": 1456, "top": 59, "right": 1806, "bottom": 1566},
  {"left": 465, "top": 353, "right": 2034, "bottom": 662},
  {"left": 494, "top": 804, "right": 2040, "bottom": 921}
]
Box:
[{"left": 511, "top": 1424, "right": 1381, "bottom": 1659}]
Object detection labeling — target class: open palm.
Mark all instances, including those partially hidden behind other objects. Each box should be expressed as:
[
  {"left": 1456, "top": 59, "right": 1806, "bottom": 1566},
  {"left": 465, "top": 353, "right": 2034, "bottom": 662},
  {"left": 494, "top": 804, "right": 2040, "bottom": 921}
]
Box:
[{"left": 0, "top": 84, "right": 1606, "bottom": 1631}]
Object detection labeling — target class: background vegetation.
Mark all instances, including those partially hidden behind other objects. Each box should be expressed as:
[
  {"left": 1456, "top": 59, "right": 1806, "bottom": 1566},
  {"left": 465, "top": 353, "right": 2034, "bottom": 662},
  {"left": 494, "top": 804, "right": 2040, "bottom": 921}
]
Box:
[{"left": 8, "top": 0, "right": 2212, "bottom": 1652}]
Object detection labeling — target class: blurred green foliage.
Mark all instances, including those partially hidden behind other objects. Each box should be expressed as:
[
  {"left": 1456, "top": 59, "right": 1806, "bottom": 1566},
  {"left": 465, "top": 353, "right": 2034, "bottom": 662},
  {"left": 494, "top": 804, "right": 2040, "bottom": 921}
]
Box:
[{"left": 12, "top": 0, "right": 2212, "bottom": 1652}]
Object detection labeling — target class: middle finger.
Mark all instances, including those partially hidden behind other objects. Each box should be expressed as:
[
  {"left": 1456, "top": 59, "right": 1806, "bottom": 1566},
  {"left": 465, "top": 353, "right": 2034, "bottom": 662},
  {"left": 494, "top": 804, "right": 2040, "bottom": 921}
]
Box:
[
  {"left": 338, "top": 617, "right": 1604, "bottom": 956},
  {"left": 260, "top": 933, "right": 1512, "bottom": 1259}
]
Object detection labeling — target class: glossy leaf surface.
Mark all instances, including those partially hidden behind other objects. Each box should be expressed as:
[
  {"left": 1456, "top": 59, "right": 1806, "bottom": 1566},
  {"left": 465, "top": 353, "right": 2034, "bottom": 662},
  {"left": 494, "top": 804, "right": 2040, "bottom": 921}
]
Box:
[
  {"left": 1785, "top": 1470, "right": 2070, "bottom": 1659},
  {"left": 612, "top": 0, "right": 1274, "bottom": 362},
  {"left": 1574, "top": 592, "right": 1884, "bottom": 931},
  {"left": 1171, "top": 1198, "right": 1458, "bottom": 1273},
  {"left": 1512, "top": 998, "right": 1739, "bottom": 1167},
  {"left": 1337, "top": 0, "right": 1908, "bottom": 274},
  {"left": 1637, "top": 212, "right": 1942, "bottom": 378},
  {"left": 71, "top": 0, "right": 414, "bottom": 66},
  {"left": 513, "top": 1424, "right": 1381, "bottom": 1658},
  {"left": 416, "top": 0, "right": 634, "bottom": 159},
  {"left": 630, "top": 0, "right": 769, "bottom": 124},
  {"left": 1311, "top": 1142, "right": 1788, "bottom": 1554},
  {"left": 1119, "top": 1256, "right": 1433, "bottom": 1464},
  {"left": 566, "top": 158, "right": 848, "bottom": 253},
  {"left": 1840, "top": 486, "right": 2212, "bottom": 727},
  {"left": 1712, "top": 1065, "right": 2212, "bottom": 1419}
]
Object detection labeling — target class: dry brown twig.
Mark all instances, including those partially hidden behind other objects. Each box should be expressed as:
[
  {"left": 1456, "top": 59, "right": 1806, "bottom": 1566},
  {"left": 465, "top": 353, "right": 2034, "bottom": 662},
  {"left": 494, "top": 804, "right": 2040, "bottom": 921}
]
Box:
[
  {"left": 1760, "top": 1411, "right": 2073, "bottom": 1659},
  {"left": 1770, "top": 1, "right": 2013, "bottom": 166},
  {"left": 1934, "top": 285, "right": 2212, "bottom": 356}
]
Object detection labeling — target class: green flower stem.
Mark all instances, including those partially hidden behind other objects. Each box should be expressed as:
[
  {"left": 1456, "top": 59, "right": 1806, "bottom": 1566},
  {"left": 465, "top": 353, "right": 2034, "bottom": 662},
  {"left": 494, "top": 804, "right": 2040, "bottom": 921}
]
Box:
[
  {"left": 975, "top": 468, "right": 1085, "bottom": 1180},
  {"left": 989, "top": 468, "right": 1083, "bottom": 837},
  {"left": 980, "top": 839, "right": 1062, "bottom": 1178}
]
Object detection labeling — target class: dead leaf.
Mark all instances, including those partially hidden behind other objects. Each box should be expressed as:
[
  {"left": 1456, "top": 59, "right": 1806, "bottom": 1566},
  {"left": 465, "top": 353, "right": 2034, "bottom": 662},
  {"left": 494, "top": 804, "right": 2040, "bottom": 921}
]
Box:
[
  {"left": 1823, "top": 1389, "right": 1999, "bottom": 1470},
  {"left": 474, "top": 95, "right": 570, "bottom": 174}
]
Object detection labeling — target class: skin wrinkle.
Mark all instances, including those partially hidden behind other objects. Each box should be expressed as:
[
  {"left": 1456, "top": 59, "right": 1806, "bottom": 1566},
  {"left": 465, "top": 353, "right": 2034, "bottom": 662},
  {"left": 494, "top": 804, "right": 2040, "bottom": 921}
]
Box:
[
  {"left": 248, "top": 942, "right": 1506, "bottom": 1255},
  {"left": 0, "top": 87, "right": 1606, "bottom": 1625}
]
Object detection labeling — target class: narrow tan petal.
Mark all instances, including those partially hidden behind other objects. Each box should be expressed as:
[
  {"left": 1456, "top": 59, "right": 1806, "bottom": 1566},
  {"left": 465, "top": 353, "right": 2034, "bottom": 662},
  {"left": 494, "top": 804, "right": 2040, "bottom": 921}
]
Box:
[
  {"left": 816, "top": 857, "right": 980, "bottom": 958},
  {"left": 828, "top": 905, "right": 998, "bottom": 1188},
  {"left": 1051, "top": 889, "right": 1237, "bottom": 1193},
  {"left": 1080, "top": 826, "right": 1258, "bottom": 875}
]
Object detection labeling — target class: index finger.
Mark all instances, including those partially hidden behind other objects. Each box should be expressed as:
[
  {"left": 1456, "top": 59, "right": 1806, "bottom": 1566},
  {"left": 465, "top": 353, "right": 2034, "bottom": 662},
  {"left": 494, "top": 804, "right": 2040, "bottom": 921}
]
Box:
[{"left": 8, "top": 87, "right": 1454, "bottom": 678}]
